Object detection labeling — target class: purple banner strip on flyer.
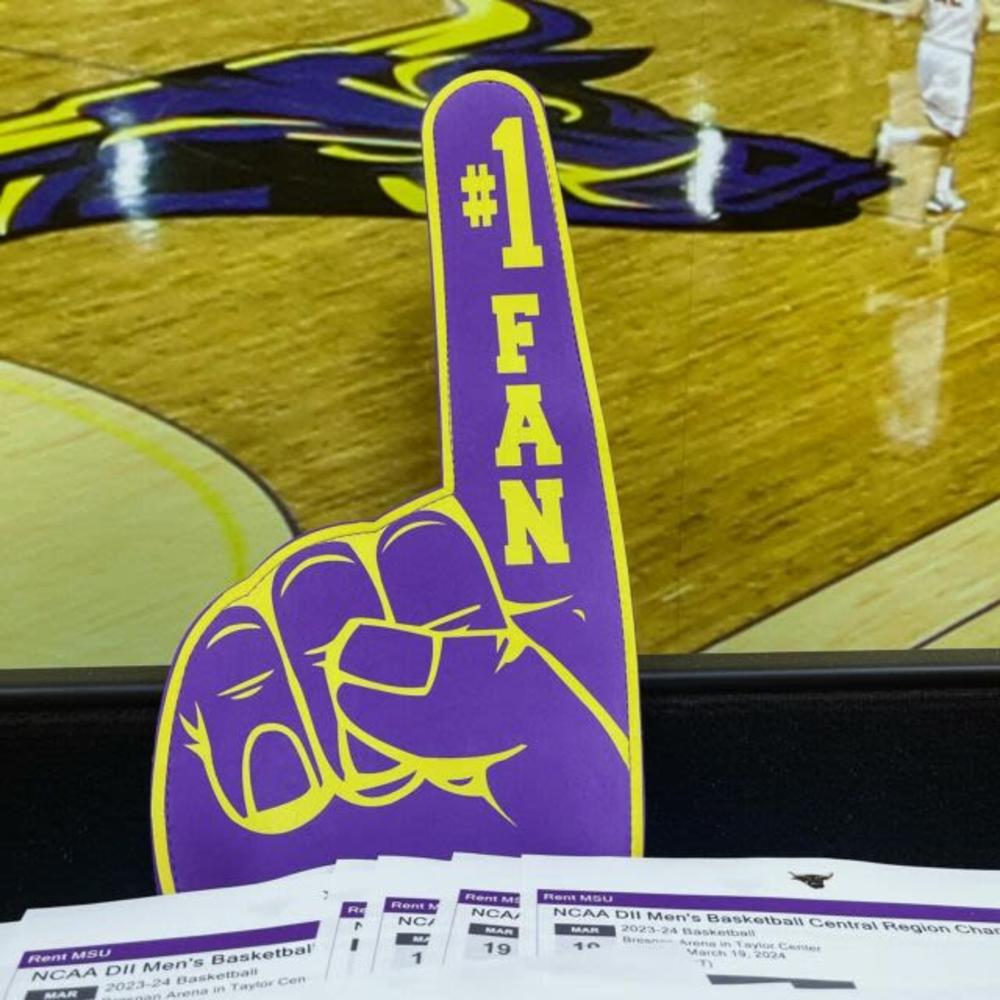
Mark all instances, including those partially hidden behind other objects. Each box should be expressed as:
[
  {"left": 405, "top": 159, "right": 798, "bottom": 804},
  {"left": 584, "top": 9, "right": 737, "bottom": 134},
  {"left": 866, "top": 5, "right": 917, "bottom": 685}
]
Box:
[
  {"left": 19, "top": 921, "right": 319, "bottom": 968},
  {"left": 384, "top": 897, "right": 439, "bottom": 915},
  {"left": 339, "top": 901, "right": 367, "bottom": 918},
  {"left": 458, "top": 890, "right": 521, "bottom": 907},
  {"left": 537, "top": 890, "right": 1000, "bottom": 924}
]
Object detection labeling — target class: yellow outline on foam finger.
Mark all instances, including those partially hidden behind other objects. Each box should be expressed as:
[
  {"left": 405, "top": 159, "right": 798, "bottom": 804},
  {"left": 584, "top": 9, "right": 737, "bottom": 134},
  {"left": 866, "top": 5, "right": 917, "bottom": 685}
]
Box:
[
  {"left": 150, "top": 71, "right": 644, "bottom": 894},
  {"left": 150, "top": 492, "right": 443, "bottom": 892},
  {"left": 421, "top": 71, "right": 644, "bottom": 855}
]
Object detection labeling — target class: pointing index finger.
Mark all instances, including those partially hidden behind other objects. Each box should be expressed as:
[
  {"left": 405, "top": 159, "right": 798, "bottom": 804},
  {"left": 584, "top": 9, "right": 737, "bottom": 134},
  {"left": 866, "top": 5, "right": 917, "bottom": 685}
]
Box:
[
  {"left": 422, "top": 74, "right": 642, "bottom": 850},
  {"left": 423, "top": 71, "right": 623, "bottom": 578}
]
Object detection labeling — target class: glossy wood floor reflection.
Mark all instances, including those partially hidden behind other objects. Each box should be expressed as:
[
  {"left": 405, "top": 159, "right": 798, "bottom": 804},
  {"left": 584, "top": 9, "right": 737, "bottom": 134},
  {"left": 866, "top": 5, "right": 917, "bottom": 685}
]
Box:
[{"left": 1, "top": 0, "right": 998, "bottom": 664}]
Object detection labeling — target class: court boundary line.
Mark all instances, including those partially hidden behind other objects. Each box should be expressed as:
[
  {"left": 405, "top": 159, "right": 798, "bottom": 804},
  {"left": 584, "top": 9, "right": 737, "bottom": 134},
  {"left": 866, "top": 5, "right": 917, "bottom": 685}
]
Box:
[
  {"left": 916, "top": 598, "right": 1000, "bottom": 649},
  {"left": 703, "top": 495, "right": 1000, "bottom": 651},
  {"left": 0, "top": 354, "right": 299, "bottom": 534}
]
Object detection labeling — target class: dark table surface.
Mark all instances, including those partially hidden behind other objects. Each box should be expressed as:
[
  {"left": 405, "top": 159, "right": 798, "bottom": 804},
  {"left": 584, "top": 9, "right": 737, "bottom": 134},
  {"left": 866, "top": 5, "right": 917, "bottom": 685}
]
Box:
[{"left": 2, "top": 650, "right": 998, "bottom": 921}]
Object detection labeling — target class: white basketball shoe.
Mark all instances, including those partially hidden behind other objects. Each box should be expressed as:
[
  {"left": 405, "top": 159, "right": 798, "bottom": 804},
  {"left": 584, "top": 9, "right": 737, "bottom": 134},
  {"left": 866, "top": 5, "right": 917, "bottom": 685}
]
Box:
[{"left": 927, "top": 166, "right": 967, "bottom": 214}]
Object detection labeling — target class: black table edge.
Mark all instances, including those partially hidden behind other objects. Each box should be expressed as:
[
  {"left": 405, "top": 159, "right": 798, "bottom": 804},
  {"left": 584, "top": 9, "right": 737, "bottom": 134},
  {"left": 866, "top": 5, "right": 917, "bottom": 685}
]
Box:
[{"left": 2, "top": 648, "right": 997, "bottom": 705}]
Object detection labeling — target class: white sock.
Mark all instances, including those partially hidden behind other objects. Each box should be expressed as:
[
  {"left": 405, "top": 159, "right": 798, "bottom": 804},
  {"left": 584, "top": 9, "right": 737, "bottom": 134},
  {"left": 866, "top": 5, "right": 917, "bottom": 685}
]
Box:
[
  {"left": 885, "top": 124, "right": 922, "bottom": 145},
  {"left": 936, "top": 165, "right": 955, "bottom": 196}
]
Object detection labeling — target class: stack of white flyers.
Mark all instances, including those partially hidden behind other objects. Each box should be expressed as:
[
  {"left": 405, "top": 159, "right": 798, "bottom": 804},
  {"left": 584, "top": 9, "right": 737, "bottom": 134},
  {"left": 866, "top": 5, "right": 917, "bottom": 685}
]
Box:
[{"left": 2, "top": 855, "right": 999, "bottom": 999}]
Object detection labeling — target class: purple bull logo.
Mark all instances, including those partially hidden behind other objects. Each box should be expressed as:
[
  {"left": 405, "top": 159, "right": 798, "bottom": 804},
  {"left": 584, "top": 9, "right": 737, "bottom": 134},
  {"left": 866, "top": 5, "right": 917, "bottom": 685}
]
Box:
[
  {"left": 0, "top": 1, "right": 887, "bottom": 242},
  {"left": 151, "top": 72, "right": 643, "bottom": 893}
]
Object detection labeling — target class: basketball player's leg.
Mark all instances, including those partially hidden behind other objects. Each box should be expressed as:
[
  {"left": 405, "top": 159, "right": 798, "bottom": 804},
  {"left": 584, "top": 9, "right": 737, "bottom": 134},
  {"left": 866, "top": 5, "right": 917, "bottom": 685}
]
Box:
[
  {"left": 874, "top": 47, "right": 950, "bottom": 163},
  {"left": 919, "top": 37, "right": 973, "bottom": 211},
  {"left": 878, "top": 125, "right": 966, "bottom": 213},
  {"left": 926, "top": 133, "right": 965, "bottom": 213},
  {"left": 874, "top": 121, "right": 947, "bottom": 161},
  {"left": 875, "top": 40, "right": 972, "bottom": 212}
]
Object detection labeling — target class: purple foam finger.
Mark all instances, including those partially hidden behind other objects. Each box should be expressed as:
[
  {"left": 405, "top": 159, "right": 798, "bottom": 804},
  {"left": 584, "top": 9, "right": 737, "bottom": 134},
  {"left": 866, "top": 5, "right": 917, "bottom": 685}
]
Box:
[
  {"left": 271, "top": 536, "right": 385, "bottom": 768},
  {"left": 161, "top": 603, "right": 335, "bottom": 888},
  {"left": 424, "top": 72, "right": 643, "bottom": 841},
  {"left": 375, "top": 510, "right": 505, "bottom": 631},
  {"left": 152, "top": 73, "right": 643, "bottom": 893},
  {"left": 174, "top": 605, "right": 305, "bottom": 821}
]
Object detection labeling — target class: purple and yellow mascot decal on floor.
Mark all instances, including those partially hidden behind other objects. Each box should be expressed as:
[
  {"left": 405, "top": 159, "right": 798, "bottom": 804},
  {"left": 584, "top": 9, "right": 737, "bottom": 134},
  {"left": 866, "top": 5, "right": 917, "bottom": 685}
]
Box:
[
  {"left": 151, "top": 72, "right": 643, "bottom": 892},
  {"left": 0, "top": 0, "right": 887, "bottom": 242}
]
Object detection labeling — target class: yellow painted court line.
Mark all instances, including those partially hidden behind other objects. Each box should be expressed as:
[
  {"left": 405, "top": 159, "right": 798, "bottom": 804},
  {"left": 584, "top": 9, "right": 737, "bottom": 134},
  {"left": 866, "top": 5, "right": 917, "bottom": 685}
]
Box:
[
  {"left": 0, "top": 120, "right": 101, "bottom": 156},
  {"left": 558, "top": 152, "right": 697, "bottom": 210},
  {"left": 100, "top": 116, "right": 315, "bottom": 147},
  {"left": 338, "top": 78, "right": 427, "bottom": 110},
  {"left": 0, "top": 361, "right": 293, "bottom": 671},
  {"left": 285, "top": 132, "right": 420, "bottom": 148},
  {"left": 393, "top": 55, "right": 455, "bottom": 99},
  {"left": 0, "top": 81, "right": 159, "bottom": 138},
  {"left": 0, "top": 369, "right": 251, "bottom": 581},
  {"left": 378, "top": 176, "right": 426, "bottom": 214},
  {"left": 314, "top": 144, "right": 420, "bottom": 164},
  {"left": 709, "top": 499, "right": 1000, "bottom": 652},
  {"left": 341, "top": 0, "right": 530, "bottom": 59},
  {"left": 0, "top": 175, "right": 42, "bottom": 237},
  {"left": 226, "top": 46, "right": 347, "bottom": 71}
]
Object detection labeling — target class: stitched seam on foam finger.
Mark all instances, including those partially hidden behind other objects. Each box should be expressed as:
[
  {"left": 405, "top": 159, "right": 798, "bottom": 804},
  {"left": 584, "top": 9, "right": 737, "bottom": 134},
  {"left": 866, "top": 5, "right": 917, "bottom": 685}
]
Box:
[
  {"left": 524, "top": 78, "right": 631, "bottom": 722},
  {"left": 482, "top": 79, "right": 636, "bottom": 842},
  {"left": 523, "top": 80, "right": 639, "bottom": 851}
]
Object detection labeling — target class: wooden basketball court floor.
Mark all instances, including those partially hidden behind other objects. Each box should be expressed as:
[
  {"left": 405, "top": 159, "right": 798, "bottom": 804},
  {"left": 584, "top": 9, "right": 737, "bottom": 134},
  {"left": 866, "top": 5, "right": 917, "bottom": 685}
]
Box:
[{"left": 0, "top": 0, "right": 997, "bottom": 667}]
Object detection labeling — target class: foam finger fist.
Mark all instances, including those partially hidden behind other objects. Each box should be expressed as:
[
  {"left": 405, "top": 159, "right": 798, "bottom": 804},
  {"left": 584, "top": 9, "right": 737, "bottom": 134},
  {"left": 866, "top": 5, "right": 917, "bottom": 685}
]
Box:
[{"left": 152, "top": 72, "right": 643, "bottom": 893}]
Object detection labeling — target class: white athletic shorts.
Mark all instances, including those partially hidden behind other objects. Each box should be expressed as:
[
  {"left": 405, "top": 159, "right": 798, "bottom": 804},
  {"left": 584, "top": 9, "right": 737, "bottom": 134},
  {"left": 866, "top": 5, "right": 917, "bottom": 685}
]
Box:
[{"left": 918, "top": 38, "right": 974, "bottom": 138}]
